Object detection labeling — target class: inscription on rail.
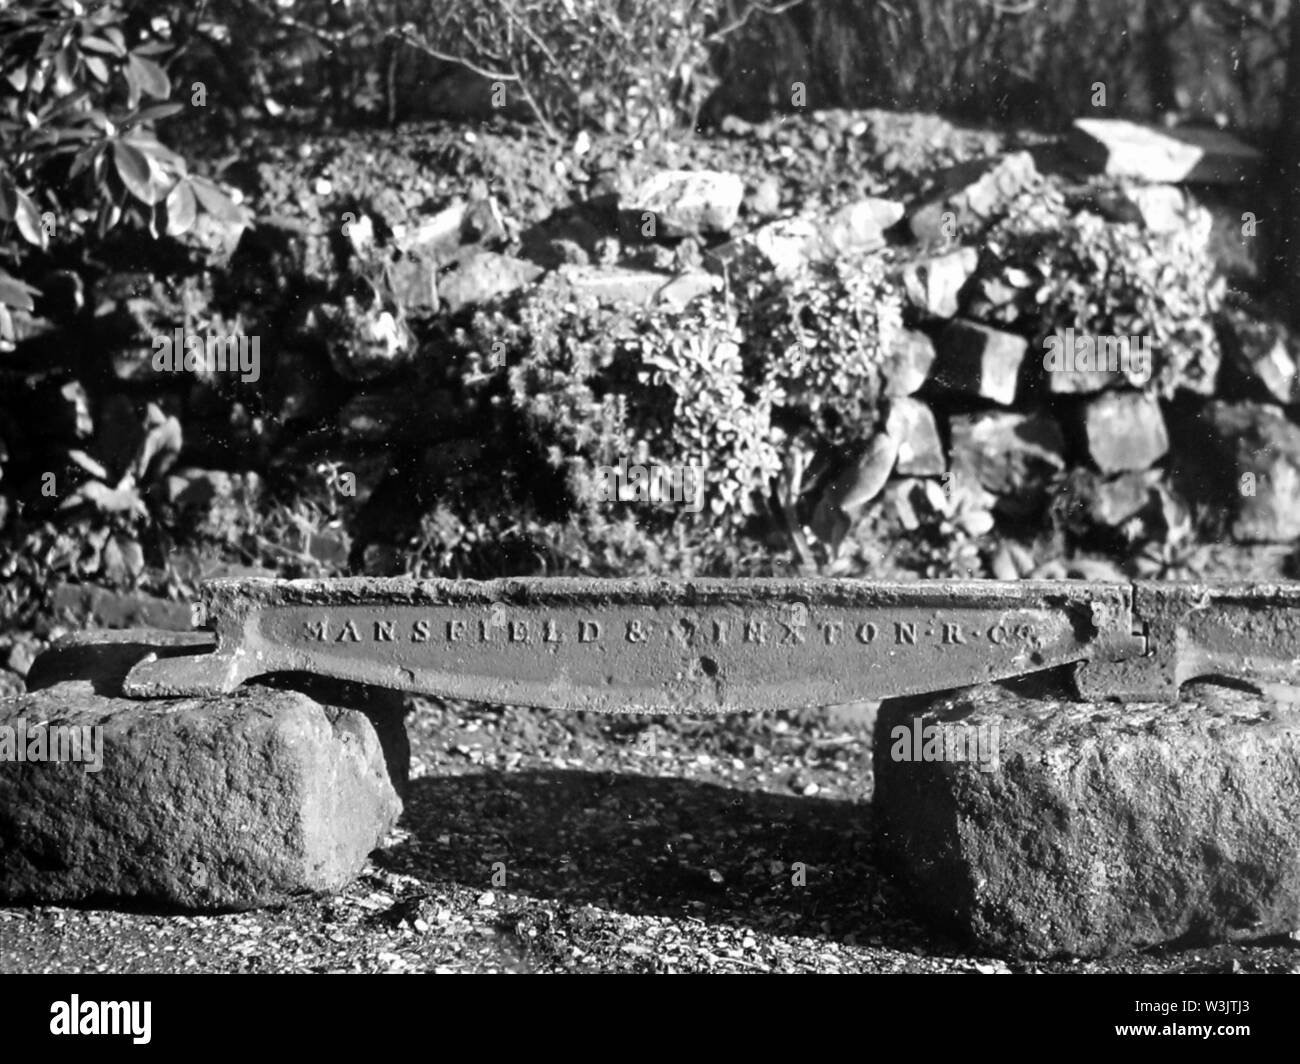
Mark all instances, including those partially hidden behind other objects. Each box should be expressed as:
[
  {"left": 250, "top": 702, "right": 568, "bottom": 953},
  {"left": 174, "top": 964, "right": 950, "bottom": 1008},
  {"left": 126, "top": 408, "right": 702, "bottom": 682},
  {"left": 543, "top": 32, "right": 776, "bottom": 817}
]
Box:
[{"left": 293, "top": 614, "right": 1038, "bottom": 649}]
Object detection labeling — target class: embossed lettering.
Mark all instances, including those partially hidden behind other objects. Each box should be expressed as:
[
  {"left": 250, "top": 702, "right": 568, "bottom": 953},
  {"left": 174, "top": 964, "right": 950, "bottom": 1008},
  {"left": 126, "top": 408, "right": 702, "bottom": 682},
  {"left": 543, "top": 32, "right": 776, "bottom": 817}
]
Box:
[
  {"left": 626, "top": 619, "right": 649, "bottom": 643},
  {"left": 674, "top": 619, "right": 697, "bottom": 647},
  {"left": 304, "top": 620, "right": 328, "bottom": 641},
  {"left": 374, "top": 620, "right": 396, "bottom": 642},
  {"left": 336, "top": 619, "right": 361, "bottom": 643},
  {"left": 895, "top": 623, "right": 917, "bottom": 645},
  {"left": 712, "top": 619, "right": 728, "bottom": 644},
  {"left": 820, "top": 621, "right": 844, "bottom": 645},
  {"left": 411, "top": 619, "right": 431, "bottom": 642},
  {"left": 856, "top": 622, "right": 878, "bottom": 644},
  {"left": 544, "top": 619, "right": 561, "bottom": 643},
  {"left": 510, "top": 620, "right": 530, "bottom": 643},
  {"left": 942, "top": 623, "right": 966, "bottom": 645},
  {"left": 779, "top": 621, "right": 805, "bottom": 645},
  {"left": 988, "top": 624, "right": 1007, "bottom": 645},
  {"left": 744, "top": 619, "right": 768, "bottom": 645},
  {"left": 579, "top": 620, "right": 601, "bottom": 643}
]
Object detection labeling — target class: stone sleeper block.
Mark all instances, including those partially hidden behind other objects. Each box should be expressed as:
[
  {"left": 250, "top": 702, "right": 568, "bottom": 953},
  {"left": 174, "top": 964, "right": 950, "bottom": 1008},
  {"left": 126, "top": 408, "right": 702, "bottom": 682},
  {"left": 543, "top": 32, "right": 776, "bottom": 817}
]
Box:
[
  {"left": 875, "top": 681, "right": 1300, "bottom": 958},
  {"left": 1, "top": 642, "right": 404, "bottom": 910}
]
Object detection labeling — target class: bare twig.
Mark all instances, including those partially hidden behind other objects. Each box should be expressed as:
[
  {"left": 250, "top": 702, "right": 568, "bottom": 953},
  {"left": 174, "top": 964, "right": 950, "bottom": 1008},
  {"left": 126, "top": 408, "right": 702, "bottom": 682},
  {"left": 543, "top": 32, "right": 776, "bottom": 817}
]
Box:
[
  {"left": 500, "top": 0, "right": 561, "bottom": 73},
  {"left": 384, "top": 24, "right": 561, "bottom": 141},
  {"left": 707, "top": 0, "right": 807, "bottom": 44},
  {"left": 385, "top": 25, "right": 521, "bottom": 85}
]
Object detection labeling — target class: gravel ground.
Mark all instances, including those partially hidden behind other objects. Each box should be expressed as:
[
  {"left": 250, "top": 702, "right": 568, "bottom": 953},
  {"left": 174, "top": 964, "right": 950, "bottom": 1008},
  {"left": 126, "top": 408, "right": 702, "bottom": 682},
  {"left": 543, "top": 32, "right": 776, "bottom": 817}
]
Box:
[{"left": 3, "top": 693, "right": 1300, "bottom": 974}]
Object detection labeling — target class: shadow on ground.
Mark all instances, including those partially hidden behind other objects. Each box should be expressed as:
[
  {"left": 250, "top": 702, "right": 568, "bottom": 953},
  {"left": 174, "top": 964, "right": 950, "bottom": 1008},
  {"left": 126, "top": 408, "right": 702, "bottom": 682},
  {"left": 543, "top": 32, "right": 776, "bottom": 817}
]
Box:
[{"left": 376, "top": 768, "right": 942, "bottom": 951}]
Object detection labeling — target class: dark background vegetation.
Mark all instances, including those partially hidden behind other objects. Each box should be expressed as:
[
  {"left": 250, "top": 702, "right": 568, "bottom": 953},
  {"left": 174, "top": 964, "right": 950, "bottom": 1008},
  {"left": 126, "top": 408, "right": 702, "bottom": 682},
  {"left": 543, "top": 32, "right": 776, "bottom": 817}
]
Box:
[{"left": 1, "top": 0, "right": 1297, "bottom": 655}]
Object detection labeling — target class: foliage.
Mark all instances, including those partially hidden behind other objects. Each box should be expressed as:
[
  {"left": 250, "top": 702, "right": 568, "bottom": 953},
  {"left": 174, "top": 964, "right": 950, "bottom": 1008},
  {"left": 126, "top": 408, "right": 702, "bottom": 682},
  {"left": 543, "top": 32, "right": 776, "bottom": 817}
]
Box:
[
  {"left": 151, "top": 0, "right": 798, "bottom": 137},
  {"left": 622, "top": 295, "right": 785, "bottom": 529},
  {"left": 743, "top": 253, "right": 903, "bottom": 449},
  {"left": 466, "top": 283, "right": 782, "bottom": 537},
  {"left": 441, "top": 249, "right": 904, "bottom": 577},
  {"left": 391, "top": 0, "right": 737, "bottom": 137},
  {"left": 0, "top": 0, "right": 245, "bottom": 341},
  {"left": 973, "top": 185, "right": 1226, "bottom": 397}
]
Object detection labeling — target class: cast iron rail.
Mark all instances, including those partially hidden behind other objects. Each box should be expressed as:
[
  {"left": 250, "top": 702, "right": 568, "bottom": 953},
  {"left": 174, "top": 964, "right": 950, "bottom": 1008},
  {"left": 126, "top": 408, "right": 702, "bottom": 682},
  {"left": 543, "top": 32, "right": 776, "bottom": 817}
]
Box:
[{"left": 115, "top": 578, "right": 1300, "bottom": 708}]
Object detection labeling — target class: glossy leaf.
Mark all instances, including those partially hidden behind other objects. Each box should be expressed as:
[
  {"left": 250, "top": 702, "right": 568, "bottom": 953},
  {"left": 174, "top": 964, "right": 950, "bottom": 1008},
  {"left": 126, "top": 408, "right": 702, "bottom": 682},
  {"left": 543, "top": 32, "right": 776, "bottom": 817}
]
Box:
[
  {"left": 126, "top": 52, "right": 169, "bottom": 99},
  {"left": 82, "top": 53, "right": 108, "bottom": 83},
  {"left": 112, "top": 139, "right": 158, "bottom": 203},
  {"left": 121, "top": 102, "right": 183, "bottom": 130},
  {"left": 78, "top": 35, "right": 123, "bottom": 57},
  {"left": 164, "top": 177, "right": 197, "bottom": 236},
  {"left": 0, "top": 270, "right": 39, "bottom": 312},
  {"left": 121, "top": 58, "right": 141, "bottom": 108},
  {"left": 189, "top": 176, "right": 245, "bottom": 224},
  {"left": 14, "top": 189, "right": 45, "bottom": 247}
]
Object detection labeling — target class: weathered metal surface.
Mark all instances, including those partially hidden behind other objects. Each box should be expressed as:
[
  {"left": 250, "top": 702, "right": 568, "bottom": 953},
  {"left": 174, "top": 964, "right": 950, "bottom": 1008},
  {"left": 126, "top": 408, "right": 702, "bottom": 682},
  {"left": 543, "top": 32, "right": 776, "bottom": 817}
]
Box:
[
  {"left": 1074, "top": 581, "right": 1300, "bottom": 701},
  {"left": 114, "top": 577, "right": 1300, "bottom": 709},
  {"left": 119, "top": 577, "right": 1140, "bottom": 710}
]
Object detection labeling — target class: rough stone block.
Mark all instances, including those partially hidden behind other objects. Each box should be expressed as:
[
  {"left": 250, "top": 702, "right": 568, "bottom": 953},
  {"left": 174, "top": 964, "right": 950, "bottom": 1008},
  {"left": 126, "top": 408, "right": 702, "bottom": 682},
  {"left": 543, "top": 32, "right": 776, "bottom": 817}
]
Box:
[
  {"left": 385, "top": 256, "right": 438, "bottom": 313},
  {"left": 1068, "top": 118, "right": 1261, "bottom": 185},
  {"left": 816, "top": 197, "right": 904, "bottom": 257},
  {"left": 1219, "top": 309, "right": 1300, "bottom": 406},
  {"left": 882, "top": 328, "right": 937, "bottom": 397},
  {"left": 1076, "top": 469, "right": 1161, "bottom": 528},
  {"left": 909, "top": 153, "right": 1038, "bottom": 242},
  {"left": 555, "top": 264, "right": 720, "bottom": 308},
  {"left": 711, "top": 197, "right": 902, "bottom": 279},
  {"left": 390, "top": 199, "right": 466, "bottom": 260},
  {"left": 1, "top": 632, "right": 406, "bottom": 909},
  {"left": 875, "top": 681, "right": 1300, "bottom": 958},
  {"left": 900, "top": 247, "right": 978, "bottom": 318},
  {"left": 887, "top": 398, "right": 945, "bottom": 476},
  {"left": 934, "top": 321, "right": 1028, "bottom": 405},
  {"left": 1083, "top": 391, "right": 1169, "bottom": 474},
  {"left": 624, "top": 170, "right": 744, "bottom": 238},
  {"left": 1092, "top": 183, "right": 1188, "bottom": 233},
  {"left": 439, "top": 252, "right": 542, "bottom": 315}
]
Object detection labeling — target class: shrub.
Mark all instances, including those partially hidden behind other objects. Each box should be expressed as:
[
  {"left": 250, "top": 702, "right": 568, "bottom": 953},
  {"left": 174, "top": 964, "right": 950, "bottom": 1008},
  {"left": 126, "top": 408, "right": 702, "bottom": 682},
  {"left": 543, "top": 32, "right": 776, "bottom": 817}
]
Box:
[
  {"left": 973, "top": 185, "right": 1225, "bottom": 397},
  {"left": 470, "top": 283, "right": 783, "bottom": 536},
  {"left": 744, "top": 252, "right": 903, "bottom": 448},
  {"left": 396, "top": 0, "right": 730, "bottom": 136},
  {"left": 160, "top": 0, "right": 776, "bottom": 136},
  {"left": 444, "top": 250, "right": 904, "bottom": 576},
  {"left": 0, "top": 0, "right": 245, "bottom": 339},
  {"left": 623, "top": 294, "right": 784, "bottom": 530}
]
